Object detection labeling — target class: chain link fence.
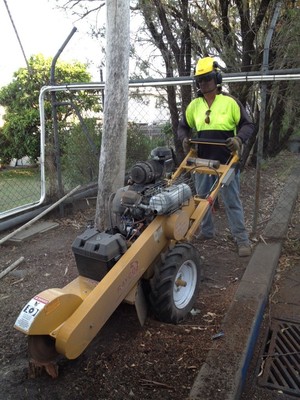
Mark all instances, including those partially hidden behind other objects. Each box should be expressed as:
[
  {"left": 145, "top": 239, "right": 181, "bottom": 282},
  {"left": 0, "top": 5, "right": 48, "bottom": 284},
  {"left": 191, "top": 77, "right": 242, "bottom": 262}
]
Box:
[{"left": 1, "top": 80, "right": 299, "bottom": 235}]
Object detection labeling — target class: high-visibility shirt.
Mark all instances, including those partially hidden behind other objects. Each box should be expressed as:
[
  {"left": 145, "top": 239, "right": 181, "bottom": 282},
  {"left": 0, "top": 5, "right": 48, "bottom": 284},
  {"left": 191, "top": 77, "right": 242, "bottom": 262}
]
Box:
[
  {"left": 179, "top": 93, "right": 254, "bottom": 163},
  {"left": 186, "top": 93, "right": 240, "bottom": 135}
]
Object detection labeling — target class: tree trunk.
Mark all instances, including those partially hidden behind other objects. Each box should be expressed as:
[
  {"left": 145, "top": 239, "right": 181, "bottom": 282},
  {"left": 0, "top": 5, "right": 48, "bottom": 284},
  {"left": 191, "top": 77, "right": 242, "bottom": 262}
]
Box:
[{"left": 95, "top": 0, "right": 130, "bottom": 230}]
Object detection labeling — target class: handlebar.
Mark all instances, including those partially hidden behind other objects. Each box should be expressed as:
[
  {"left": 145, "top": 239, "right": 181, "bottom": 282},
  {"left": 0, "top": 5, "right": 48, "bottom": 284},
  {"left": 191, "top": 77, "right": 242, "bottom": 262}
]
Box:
[{"left": 189, "top": 138, "right": 227, "bottom": 146}]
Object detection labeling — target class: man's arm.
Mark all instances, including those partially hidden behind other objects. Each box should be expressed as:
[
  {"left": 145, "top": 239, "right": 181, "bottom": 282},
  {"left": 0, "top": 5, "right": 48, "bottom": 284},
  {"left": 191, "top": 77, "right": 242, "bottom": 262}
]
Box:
[
  {"left": 177, "top": 114, "right": 192, "bottom": 141},
  {"left": 236, "top": 102, "right": 255, "bottom": 143}
]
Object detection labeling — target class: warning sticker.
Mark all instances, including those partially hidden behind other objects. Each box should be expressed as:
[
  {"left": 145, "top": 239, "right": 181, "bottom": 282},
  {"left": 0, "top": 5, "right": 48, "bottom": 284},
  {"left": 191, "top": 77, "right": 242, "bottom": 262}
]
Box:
[{"left": 14, "top": 296, "right": 48, "bottom": 333}]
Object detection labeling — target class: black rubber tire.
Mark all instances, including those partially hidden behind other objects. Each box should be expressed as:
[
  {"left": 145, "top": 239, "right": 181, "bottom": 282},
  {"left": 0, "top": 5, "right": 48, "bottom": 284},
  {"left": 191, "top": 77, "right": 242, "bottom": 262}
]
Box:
[{"left": 149, "top": 243, "right": 201, "bottom": 324}]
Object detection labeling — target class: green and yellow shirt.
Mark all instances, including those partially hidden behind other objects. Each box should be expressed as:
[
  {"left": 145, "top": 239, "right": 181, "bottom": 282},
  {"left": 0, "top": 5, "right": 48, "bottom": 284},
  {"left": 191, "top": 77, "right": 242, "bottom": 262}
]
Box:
[{"left": 178, "top": 93, "right": 255, "bottom": 163}]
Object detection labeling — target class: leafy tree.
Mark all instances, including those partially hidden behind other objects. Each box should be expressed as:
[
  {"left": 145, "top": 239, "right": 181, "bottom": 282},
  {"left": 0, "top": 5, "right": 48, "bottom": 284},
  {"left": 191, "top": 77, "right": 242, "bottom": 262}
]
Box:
[{"left": 0, "top": 54, "right": 95, "bottom": 163}]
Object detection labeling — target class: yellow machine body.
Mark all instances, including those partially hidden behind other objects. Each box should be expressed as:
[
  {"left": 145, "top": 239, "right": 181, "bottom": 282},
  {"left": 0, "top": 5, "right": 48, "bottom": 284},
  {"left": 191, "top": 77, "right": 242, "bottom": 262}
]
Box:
[{"left": 14, "top": 144, "right": 239, "bottom": 361}]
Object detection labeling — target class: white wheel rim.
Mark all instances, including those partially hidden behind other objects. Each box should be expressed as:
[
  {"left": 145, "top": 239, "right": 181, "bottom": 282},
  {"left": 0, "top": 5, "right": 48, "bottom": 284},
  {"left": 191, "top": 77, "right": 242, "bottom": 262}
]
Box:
[{"left": 173, "top": 260, "right": 198, "bottom": 309}]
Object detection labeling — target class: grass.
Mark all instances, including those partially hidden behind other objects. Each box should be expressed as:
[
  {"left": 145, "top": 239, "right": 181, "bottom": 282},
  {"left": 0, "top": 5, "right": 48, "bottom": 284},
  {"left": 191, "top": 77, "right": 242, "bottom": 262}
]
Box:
[{"left": 0, "top": 167, "right": 41, "bottom": 214}]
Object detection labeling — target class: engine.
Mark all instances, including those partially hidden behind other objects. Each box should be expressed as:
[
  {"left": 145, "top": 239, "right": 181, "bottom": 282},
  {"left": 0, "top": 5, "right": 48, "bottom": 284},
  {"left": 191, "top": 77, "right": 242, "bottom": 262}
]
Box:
[
  {"left": 72, "top": 147, "right": 193, "bottom": 281},
  {"left": 111, "top": 147, "right": 192, "bottom": 241}
]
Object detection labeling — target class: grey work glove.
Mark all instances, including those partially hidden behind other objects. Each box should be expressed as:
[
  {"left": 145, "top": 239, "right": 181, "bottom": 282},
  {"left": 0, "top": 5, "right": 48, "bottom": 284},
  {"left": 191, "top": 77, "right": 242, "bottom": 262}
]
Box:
[
  {"left": 182, "top": 137, "right": 191, "bottom": 155},
  {"left": 225, "top": 137, "right": 242, "bottom": 153}
]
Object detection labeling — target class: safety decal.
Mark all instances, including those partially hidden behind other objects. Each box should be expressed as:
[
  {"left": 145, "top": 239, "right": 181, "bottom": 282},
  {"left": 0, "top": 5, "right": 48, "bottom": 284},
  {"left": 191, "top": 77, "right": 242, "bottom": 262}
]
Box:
[{"left": 14, "top": 296, "right": 48, "bottom": 332}]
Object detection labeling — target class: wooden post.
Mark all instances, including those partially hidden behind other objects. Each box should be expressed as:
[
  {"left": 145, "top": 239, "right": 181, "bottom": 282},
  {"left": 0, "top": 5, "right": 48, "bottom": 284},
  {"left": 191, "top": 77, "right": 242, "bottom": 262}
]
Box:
[{"left": 95, "top": 0, "right": 130, "bottom": 230}]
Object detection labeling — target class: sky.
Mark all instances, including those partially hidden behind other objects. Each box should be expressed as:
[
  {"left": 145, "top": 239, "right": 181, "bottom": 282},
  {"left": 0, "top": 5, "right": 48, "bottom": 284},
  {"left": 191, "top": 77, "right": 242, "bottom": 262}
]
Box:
[{"left": 0, "top": 0, "right": 105, "bottom": 87}]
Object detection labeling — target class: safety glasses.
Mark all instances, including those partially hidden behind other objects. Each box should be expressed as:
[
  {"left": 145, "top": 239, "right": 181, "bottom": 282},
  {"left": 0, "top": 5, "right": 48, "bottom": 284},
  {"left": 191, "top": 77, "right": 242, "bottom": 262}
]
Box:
[
  {"left": 196, "top": 72, "right": 215, "bottom": 83},
  {"left": 205, "top": 110, "right": 211, "bottom": 124}
]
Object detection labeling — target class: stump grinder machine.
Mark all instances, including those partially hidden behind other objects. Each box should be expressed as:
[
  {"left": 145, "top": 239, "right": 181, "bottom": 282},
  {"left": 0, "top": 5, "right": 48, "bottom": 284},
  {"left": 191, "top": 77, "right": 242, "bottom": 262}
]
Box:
[{"left": 14, "top": 139, "right": 239, "bottom": 377}]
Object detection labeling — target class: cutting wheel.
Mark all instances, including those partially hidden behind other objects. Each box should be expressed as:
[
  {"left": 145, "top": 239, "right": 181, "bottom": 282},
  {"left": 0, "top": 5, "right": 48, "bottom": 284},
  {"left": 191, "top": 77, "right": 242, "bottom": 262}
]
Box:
[{"left": 28, "top": 335, "right": 58, "bottom": 363}]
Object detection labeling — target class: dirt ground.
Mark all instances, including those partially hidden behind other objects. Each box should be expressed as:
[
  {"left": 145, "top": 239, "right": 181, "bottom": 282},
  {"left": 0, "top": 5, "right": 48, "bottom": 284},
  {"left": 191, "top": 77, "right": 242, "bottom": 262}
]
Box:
[{"left": 0, "top": 152, "right": 298, "bottom": 400}]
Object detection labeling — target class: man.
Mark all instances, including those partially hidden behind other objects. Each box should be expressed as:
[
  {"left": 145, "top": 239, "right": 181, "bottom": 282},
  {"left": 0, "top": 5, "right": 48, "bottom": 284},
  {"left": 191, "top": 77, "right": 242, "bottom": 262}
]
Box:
[{"left": 177, "top": 56, "right": 255, "bottom": 257}]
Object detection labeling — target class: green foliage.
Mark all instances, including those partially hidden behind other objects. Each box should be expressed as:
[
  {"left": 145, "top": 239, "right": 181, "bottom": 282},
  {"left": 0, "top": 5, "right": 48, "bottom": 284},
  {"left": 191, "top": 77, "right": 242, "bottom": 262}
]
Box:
[
  {"left": 161, "top": 121, "right": 174, "bottom": 146},
  {"left": 0, "top": 54, "right": 96, "bottom": 163},
  {"left": 126, "top": 122, "right": 153, "bottom": 169},
  {"left": 61, "top": 118, "right": 172, "bottom": 187},
  {"left": 1, "top": 108, "right": 40, "bottom": 161},
  {"left": 126, "top": 121, "right": 171, "bottom": 170},
  {"left": 0, "top": 128, "right": 13, "bottom": 165},
  {"left": 61, "top": 118, "right": 101, "bottom": 186},
  {"left": 60, "top": 118, "right": 171, "bottom": 187}
]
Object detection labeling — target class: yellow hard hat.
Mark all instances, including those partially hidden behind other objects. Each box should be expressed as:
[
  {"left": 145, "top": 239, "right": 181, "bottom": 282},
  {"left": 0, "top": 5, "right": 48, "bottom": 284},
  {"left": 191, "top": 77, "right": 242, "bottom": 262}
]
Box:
[
  {"left": 194, "top": 56, "right": 222, "bottom": 88},
  {"left": 194, "top": 56, "right": 217, "bottom": 76}
]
